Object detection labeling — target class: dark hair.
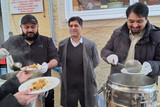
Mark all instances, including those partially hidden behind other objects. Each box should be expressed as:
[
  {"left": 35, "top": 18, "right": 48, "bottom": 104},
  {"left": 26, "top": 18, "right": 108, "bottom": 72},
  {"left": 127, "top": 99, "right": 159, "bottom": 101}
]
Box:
[
  {"left": 68, "top": 16, "right": 83, "bottom": 26},
  {"left": 126, "top": 2, "right": 149, "bottom": 19}
]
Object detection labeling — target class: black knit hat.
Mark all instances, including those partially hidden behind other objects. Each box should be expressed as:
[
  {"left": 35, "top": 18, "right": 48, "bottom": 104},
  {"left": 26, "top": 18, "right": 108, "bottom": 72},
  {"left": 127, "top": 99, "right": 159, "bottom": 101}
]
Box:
[{"left": 21, "top": 14, "right": 38, "bottom": 24}]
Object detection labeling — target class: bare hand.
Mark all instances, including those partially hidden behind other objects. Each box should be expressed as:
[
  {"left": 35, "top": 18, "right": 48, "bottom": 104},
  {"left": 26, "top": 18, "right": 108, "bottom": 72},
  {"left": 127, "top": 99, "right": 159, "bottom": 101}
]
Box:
[
  {"left": 14, "top": 89, "right": 39, "bottom": 105},
  {"left": 16, "top": 67, "right": 34, "bottom": 83}
]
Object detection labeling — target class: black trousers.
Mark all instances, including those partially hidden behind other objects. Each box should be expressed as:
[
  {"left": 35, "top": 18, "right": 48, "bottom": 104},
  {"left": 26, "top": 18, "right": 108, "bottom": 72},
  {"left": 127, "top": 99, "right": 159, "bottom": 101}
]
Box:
[
  {"left": 45, "top": 89, "right": 54, "bottom": 107},
  {"left": 67, "top": 84, "right": 85, "bottom": 107}
]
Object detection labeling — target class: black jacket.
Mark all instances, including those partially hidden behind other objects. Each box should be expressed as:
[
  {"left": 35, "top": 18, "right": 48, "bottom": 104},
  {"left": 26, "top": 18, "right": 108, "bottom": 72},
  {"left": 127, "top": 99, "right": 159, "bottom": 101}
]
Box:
[
  {"left": 101, "top": 21, "right": 160, "bottom": 83},
  {"left": 0, "top": 76, "right": 21, "bottom": 107},
  {"left": 1, "top": 34, "right": 59, "bottom": 76}
]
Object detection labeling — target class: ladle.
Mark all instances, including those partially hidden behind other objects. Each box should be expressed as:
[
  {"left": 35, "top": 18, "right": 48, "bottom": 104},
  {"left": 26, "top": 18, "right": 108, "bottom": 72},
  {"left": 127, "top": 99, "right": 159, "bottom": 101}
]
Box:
[
  {"left": 102, "top": 57, "right": 142, "bottom": 73},
  {"left": 125, "top": 60, "right": 142, "bottom": 73},
  {"left": 102, "top": 57, "right": 126, "bottom": 67},
  {"left": 6, "top": 54, "right": 22, "bottom": 71}
]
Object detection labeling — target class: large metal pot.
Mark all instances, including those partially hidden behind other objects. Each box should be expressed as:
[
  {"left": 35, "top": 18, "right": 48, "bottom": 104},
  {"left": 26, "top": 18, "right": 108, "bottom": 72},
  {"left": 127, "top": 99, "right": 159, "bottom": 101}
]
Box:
[
  {"left": 97, "top": 73, "right": 157, "bottom": 107},
  {"left": 0, "top": 71, "right": 43, "bottom": 80}
]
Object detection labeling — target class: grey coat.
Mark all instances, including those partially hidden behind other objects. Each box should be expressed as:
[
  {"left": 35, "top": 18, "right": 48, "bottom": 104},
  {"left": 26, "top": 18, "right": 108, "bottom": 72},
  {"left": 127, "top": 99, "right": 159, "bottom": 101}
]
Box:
[
  {"left": 58, "top": 37, "right": 99, "bottom": 107},
  {"left": 101, "top": 21, "right": 160, "bottom": 83}
]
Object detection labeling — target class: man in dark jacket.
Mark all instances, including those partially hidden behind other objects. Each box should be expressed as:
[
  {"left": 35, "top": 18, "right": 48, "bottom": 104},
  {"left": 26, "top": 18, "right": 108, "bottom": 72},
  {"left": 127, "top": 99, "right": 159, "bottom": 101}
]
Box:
[
  {"left": 101, "top": 2, "right": 160, "bottom": 83},
  {"left": 1, "top": 14, "right": 59, "bottom": 107}
]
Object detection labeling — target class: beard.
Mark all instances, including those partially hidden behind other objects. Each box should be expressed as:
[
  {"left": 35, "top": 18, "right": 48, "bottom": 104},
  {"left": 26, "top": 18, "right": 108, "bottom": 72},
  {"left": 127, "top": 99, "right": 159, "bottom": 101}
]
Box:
[
  {"left": 130, "top": 26, "right": 141, "bottom": 35},
  {"left": 22, "top": 31, "right": 39, "bottom": 41}
]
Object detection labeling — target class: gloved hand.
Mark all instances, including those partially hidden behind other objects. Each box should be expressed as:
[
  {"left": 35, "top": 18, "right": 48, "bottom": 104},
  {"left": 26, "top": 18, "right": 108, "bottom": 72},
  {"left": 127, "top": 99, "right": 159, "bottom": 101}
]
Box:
[
  {"left": 0, "top": 48, "right": 9, "bottom": 59},
  {"left": 106, "top": 54, "right": 118, "bottom": 65},
  {"left": 141, "top": 62, "right": 152, "bottom": 75},
  {"left": 38, "top": 62, "right": 48, "bottom": 73}
]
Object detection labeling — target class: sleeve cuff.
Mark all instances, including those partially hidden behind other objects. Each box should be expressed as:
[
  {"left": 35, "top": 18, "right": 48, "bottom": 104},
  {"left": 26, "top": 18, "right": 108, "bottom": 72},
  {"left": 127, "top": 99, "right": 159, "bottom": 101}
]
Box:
[{"left": 0, "top": 93, "right": 21, "bottom": 107}]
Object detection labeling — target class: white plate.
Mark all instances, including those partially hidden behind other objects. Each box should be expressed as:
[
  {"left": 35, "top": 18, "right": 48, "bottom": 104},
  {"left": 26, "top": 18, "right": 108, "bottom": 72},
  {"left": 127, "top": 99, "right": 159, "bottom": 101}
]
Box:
[
  {"left": 21, "top": 66, "right": 43, "bottom": 72},
  {"left": 121, "top": 67, "right": 152, "bottom": 75},
  {"left": 18, "top": 77, "right": 60, "bottom": 94}
]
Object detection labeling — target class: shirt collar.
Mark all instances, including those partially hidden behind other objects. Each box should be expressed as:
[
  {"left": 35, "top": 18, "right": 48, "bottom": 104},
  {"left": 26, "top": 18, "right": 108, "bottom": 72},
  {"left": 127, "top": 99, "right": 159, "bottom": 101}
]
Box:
[
  {"left": 25, "top": 40, "right": 32, "bottom": 45},
  {"left": 70, "top": 37, "right": 83, "bottom": 47},
  {"left": 70, "top": 37, "right": 83, "bottom": 43}
]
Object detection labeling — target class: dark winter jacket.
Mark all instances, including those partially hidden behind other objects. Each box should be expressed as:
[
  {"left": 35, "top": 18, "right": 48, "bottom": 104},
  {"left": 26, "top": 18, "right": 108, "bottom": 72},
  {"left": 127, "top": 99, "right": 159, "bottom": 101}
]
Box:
[
  {"left": 1, "top": 34, "right": 59, "bottom": 76},
  {"left": 101, "top": 21, "right": 160, "bottom": 83},
  {"left": 0, "top": 76, "right": 21, "bottom": 107}
]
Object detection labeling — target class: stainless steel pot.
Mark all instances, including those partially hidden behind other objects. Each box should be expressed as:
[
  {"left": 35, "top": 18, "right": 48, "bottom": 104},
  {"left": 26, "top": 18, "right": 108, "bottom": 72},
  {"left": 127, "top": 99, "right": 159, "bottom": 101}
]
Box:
[
  {"left": 0, "top": 71, "right": 43, "bottom": 80},
  {"left": 0, "top": 71, "right": 18, "bottom": 80},
  {"left": 96, "top": 73, "right": 157, "bottom": 107}
]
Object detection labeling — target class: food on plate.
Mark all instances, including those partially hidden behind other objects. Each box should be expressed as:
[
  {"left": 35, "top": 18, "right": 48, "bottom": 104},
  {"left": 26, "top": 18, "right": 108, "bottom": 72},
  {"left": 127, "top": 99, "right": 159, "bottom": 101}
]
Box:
[
  {"left": 28, "top": 78, "right": 48, "bottom": 91},
  {"left": 19, "top": 77, "right": 60, "bottom": 94},
  {"left": 27, "top": 63, "right": 42, "bottom": 70}
]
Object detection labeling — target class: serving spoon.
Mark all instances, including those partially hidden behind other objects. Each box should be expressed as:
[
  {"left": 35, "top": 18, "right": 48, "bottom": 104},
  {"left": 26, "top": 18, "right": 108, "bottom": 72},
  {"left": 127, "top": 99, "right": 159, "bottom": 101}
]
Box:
[
  {"left": 124, "top": 60, "right": 142, "bottom": 73},
  {"left": 6, "top": 54, "right": 22, "bottom": 71},
  {"left": 102, "top": 57, "right": 142, "bottom": 73}
]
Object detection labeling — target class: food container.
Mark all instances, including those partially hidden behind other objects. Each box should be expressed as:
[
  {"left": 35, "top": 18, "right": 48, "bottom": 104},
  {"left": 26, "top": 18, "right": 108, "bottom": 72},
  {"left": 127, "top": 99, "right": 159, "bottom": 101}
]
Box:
[
  {"left": 0, "top": 71, "right": 18, "bottom": 80},
  {"left": 97, "top": 73, "right": 157, "bottom": 107},
  {"left": 0, "top": 71, "right": 43, "bottom": 80}
]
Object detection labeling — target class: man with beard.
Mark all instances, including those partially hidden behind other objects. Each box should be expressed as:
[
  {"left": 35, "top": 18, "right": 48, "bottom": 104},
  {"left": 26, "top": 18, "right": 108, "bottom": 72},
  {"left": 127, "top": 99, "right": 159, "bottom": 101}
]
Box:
[
  {"left": 1, "top": 14, "right": 59, "bottom": 107},
  {"left": 101, "top": 2, "right": 160, "bottom": 84}
]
